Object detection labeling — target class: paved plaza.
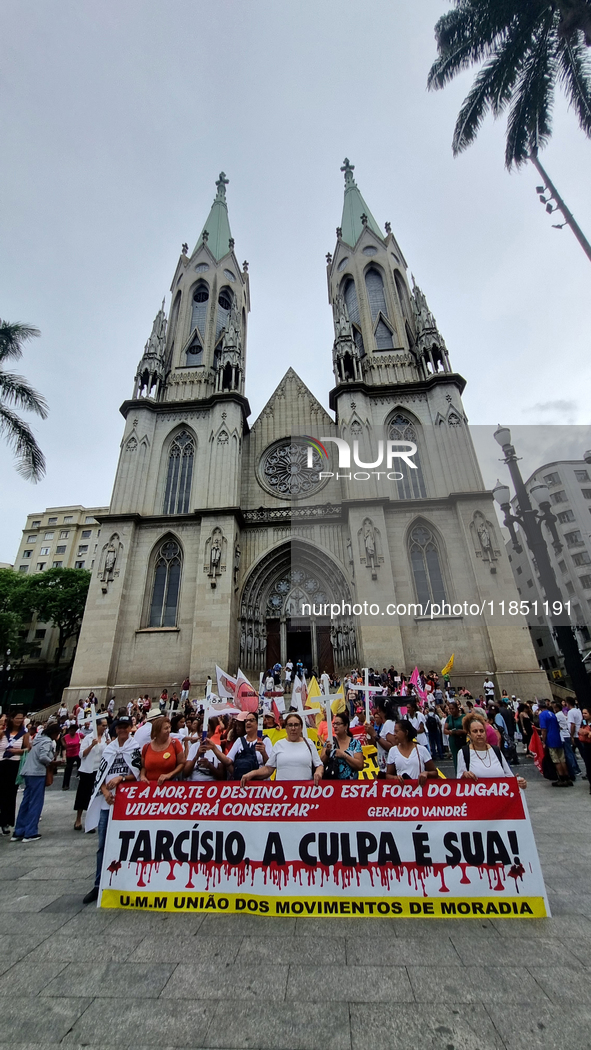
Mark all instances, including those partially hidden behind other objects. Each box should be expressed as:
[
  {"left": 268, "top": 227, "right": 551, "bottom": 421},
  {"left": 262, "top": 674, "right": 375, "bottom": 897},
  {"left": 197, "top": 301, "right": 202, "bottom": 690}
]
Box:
[{"left": 0, "top": 757, "right": 590, "bottom": 1050}]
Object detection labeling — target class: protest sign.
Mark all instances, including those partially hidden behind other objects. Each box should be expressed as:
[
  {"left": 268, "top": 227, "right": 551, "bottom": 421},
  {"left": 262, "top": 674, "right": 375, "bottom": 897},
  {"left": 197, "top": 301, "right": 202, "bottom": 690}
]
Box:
[{"left": 99, "top": 779, "right": 549, "bottom": 918}]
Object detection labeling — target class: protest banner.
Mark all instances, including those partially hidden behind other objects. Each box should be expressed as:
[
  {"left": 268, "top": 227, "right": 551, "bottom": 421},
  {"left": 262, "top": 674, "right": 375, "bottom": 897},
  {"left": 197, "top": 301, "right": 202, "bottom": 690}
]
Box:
[{"left": 98, "top": 779, "right": 549, "bottom": 918}]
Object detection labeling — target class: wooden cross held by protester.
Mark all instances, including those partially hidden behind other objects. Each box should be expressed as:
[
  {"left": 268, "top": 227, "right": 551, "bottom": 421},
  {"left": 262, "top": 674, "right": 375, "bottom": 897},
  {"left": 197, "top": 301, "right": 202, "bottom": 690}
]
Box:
[{"left": 257, "top": 673, "right": 265, "bottom": 740}]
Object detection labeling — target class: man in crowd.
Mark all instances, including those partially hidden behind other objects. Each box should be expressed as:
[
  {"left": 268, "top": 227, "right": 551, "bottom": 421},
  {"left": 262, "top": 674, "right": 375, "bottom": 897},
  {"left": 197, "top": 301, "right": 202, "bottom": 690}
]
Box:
[{"left": 538, "top": 699, "right": 573, "bottom": 788}]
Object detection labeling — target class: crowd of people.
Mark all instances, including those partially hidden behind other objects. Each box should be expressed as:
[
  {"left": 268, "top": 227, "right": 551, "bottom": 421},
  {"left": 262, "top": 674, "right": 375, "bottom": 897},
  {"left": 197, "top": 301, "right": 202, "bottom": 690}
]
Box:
[{"left": 0, "top": 666, "right": 590, "bottom": 899}]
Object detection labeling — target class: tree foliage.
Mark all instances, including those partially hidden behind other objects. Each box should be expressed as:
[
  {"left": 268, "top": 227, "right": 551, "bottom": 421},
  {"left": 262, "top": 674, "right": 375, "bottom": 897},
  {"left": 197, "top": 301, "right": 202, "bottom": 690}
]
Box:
[
  {"left": 428, "top": 0, "right": 591, "bottom": 167},
  {"left": 0, "top": 320, "right": 48, "bottom": 481},
  {"left": 25, "top": 567, "right": 91, "bottom": 666}
]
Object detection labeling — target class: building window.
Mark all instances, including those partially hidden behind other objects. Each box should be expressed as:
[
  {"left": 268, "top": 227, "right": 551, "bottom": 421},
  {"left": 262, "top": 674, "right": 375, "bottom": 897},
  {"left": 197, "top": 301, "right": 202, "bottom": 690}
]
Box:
[
  {"left": 52, "top": 561, "right": 63, "bottom": 568},
  {"left": 516, "top": 566, "right": 522, "bottom": 575},
  {"left": 163, "top": 431, "right": 195, "bottom": 514},
  {"left": 574, "top": 470, "right": 589, "bottom": 482},
  {"left": 75, "top": 560, "right": 85, "bottom": 569},
  {"left": 582, "top": 489, "right": 591, "bottom": 500},
  {"left": 40, "top": 547, "right": 50, "bottom": 556},
  {"left": 85, "top": 516, "right": 96, "bottom": 524},
  {"left": 36, "top": 563, "right": 46, "bottom": 571},
  {"left": 527, "top": 579, "right": 534, "bottom": 588},
  {"left": 365, "top": 268, "right": 394, "bottom": 349},
  {"left": 343, "top": 278, "right": 364, "bottom": 356},
  {"left": 557, "top": 510, "right": 575, "bottom": 524},
  {"left": 22, "top": 550, "right": 32, "bottom": 558},
  {"left": 216, "top": 287, "right": 232, "bottom": 341},
  {"left": 388, "top": 414, "right": 427, "bottom": 499},
  {"left": 550, "top": 490, "right": 567, "bottom": 505},
  {"left": 63, "top": 515, "right": 73, "bottom": 523},
  {"left": 56, "top": 545, "right": 66, "bottom": 554},
  {"left": 573, "top": 551, "right": 591, "bottom": 566},
  {"left": 31, "top": 520, "right": 41, "bottom": 528},
  {"left": 536, "top": 637, "right": 544, "bottom": 647},
  {"left": 543, "top": 472, "right": 561, "bottom": 486},
  {"left": 565, "top": 530, "right": 583, "bottom": 547},
  {"left": 191, "top": 282, "right": 209, "bottom": 336},
  {"left": 149, "top": 540, "right": 182, "bottom": 627},
  {"left": 81, "top": 529, "right": 92, "bottom": 539},
  {"left": 44, "top": 532, "right": 54, "bottom": 540},
  {"left": 27, "top": 535, "right": 37, "bottom": 542},
  {"left": 35, "top": 629, "right": 46, "bottom": 639},
  {"left": 566, "top": 581, "right": 575, "bottom": 595},
  {"left": 409, "top": 525, "right": 446, "bottom": 606},
  {"left": 579, "top": 575, "right": 591, "bottom": 589},
  {"left": 18, "top": 565, "right": 29, "bottom": 574},
  {"left": 59, "top": 530, "right": 69, "bottom": 539},
  {"left": 48, "top": 517, "right": 57, "bottom": 525},
  {"left": 558, "top": 560, "right": 567, "bottom": 573},
  {"left": 78, "top": 545, "right": 88, "bottom": 554}
]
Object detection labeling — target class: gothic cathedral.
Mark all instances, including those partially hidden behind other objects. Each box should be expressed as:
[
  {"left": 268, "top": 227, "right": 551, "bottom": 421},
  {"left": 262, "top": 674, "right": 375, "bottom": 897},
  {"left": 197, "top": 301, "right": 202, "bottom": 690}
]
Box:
[{"left": 64, "top": 163, "right": 547, "bottom": 703}]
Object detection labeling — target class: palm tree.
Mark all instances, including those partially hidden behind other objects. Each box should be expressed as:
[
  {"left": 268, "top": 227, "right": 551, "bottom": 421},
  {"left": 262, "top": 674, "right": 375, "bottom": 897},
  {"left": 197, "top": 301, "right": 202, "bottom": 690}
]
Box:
[
  {"left": 0, "top": 321, "right": 48, "bottom": 481},
  {"left": 428, "top": 1, "right": 591, "bottom": 168}
]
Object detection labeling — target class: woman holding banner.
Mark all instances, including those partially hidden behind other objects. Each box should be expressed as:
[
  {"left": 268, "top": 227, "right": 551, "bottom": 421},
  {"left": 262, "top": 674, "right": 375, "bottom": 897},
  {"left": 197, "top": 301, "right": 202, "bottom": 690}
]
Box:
[
  {"left": 241, "top": 713, "right": 323, "bottom": 785},
  {"left": 320, "top": 710, "right": 364, "bottom": 779},
  {"left": 457, "top": 714, "right": 527, "bottom": 789},
  {"left": 386, "top": 720, "right": 439, "bottom": 785}
]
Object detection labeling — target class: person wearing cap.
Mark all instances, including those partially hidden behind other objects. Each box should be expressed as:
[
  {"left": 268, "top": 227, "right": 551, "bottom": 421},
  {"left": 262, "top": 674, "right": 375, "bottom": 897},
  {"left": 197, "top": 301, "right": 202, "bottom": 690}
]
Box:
[
  {"left": 225, "top": 711, "right": 272, "bottom": 780},
  {"left": 83, "top": 716, "right": 141, "bottom": 904}
]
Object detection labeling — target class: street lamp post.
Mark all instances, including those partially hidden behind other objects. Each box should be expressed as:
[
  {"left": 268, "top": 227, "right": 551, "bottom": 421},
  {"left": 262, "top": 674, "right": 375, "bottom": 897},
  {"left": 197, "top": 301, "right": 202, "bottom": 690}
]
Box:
[{"left": 493, "top": 427, "right": 591, "bottom": 706}]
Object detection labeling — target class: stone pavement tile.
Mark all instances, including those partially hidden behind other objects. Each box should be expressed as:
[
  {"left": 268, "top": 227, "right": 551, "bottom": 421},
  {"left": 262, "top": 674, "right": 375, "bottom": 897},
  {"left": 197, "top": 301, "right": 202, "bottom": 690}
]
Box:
[
  {"left": 0, "top": 862, "right": 39, "bottom": 880},
  {"left": 42, "top": 961, "right": 176, "bottom": 998},
  {"left": 5, "top": 912, "right": 67, "bottom": 937},
  {"left": 160, "top": 960, "right": 289, "bottom": 1001},
  {"left": 351, "top": 1002, "right": 503, "bottom": 1050},
  {"left": 107, "top": 910, "right": 205, "bottom": 934},
  {"left": 485, "top": 1003, "right": 591, "bottom": 1050},
  {"left": 346, "top": 936, "right": 459, "bottom": 967},
  {"left": 204, "top": 1000, "right": 351, "bottom": 1050},
  {"left": 23, "top": 932, "right": 145, "bottom": 963},
  {"left": 0, "top": 997, "right": 92, "bottom": 1044},
  {"left": 492, "top": 915, "right": 591, "bottom": 939},
  {"left": 199, "top": 914, "right": 296, "bottom": 937},
  {"left": 286, "top": 963, "right": 414, "bottom": 1003},
  {"left": 407, "top": 965, "right": 550, "bottom": 1004},
  {"left": 0, "top": 959, "right": 70, "bottom": 995},
  {"left": 19, "top": 864, "right": 93, "bottom": 881},
  {"left": 128, "top": 934, "right": 239, "bottom": 964},
  {"left": 63, "top": 998, "right": 216, "bottom": 1046},
  {"left": 0, "top": 934, "right": 55, "bottom": 976},
  {"left": 393, "top": 917, "right": 502, "bottom": 939},
  {"left": 39, "top": 894, "right": 85, "bottom": 914},
  {"left": 15, "top": 879, "right": 91, "bottom": 897},
  {"left": 529, "top": 964, "right": 591, "bottom": 1002},
  {"left": 0, "top": 891, "right": 62, "bottom": 913},
  {"left": 450, "top": 934, "right": 584, "bottom": 968},
  {"left": 294, "top": 916, "right": 396, "bottom": 938},
  {"left": 237, "top": 934, "right": 346, "bottom": 965},
  {"left": 55, "top": 908, "right": 120, "bottom": 935},
  {"left": 565, "top": 939, "right": 591, "bottom": 967}
]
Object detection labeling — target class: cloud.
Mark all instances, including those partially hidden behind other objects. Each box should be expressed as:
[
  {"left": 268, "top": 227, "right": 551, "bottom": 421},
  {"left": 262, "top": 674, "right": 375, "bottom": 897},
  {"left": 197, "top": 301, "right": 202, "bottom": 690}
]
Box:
[{"left": 523, "top": 401, "right": 579, "bottom": 424}]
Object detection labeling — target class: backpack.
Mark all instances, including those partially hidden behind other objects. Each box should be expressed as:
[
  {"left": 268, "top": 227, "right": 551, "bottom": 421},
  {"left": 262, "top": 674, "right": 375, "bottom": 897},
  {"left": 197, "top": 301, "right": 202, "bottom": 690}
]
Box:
[
  {"left": 231, "top": 738, "right": 260, "bottom": 780},
  {"left": 461, "top": 744, "right": 504, "bottom": 771}
]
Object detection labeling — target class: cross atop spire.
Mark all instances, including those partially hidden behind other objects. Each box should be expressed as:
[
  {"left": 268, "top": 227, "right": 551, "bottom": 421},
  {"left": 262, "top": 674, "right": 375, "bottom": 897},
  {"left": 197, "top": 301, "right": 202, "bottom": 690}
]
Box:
[
  {"left": 340, "top": 158, "right": 356, "bottom": 188},
  {"left": 215, "top": 171, "right": 229, "bottom": 201}
]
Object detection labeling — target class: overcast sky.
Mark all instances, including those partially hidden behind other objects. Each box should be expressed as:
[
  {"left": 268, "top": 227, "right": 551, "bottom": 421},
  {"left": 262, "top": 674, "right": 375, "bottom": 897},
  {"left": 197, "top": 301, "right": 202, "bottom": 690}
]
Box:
[{"left": 1, "top": 0, "right": 590, "bottom": 562}]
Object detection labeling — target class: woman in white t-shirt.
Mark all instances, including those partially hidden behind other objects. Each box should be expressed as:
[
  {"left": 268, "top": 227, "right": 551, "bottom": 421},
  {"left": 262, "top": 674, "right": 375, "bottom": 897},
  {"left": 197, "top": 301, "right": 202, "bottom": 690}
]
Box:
[
  {"left": 386, "top": 720, "right": 438, "bottom": 785},
  {"left": 406, "top": 700, "right": 430, "bottom": 750},
  {"left": 456, "top": 714, "right": 527, "bottom": 788},
  {"left": 74, "top": 719, "right": 108, "bottom": 830},
  {"left": 241, "top": 713, "right": 323, "bottom": 786},
  {"left": 365, "top": 702, "right": 397, "bottom": 771}
]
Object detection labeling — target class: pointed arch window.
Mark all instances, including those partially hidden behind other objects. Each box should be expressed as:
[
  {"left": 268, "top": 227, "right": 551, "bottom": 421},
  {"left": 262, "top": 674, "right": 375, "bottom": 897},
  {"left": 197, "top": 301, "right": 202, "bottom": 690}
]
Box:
[
  {"left": 216, "top": 287, "right": 233, "bottom": 340},
  {"left": 343, "top": 279, "right": 364, "bottom": 356},
  {"left": 149, "top": 539, "right": 182, "bottom": 627},
  {"left": 191, "top": 282, "right": 209, "bottom": 338},
  {"left": 409, "top": 525, "right": 446, "bottom": 607},
  {"left": 388, "top": 414, "right": 426, "bottom": 499},
  {"left": 365, "top": 268, "right": 393, "bottom": 349},
  {"left": 185, "top": 333, "right": 203, "bottom": 367},
  {"left": 163, "top": 431, "right": 194, "bottom": 514},
  {"left": 395, "top": 271, "right": 413, "bottom": 325}
]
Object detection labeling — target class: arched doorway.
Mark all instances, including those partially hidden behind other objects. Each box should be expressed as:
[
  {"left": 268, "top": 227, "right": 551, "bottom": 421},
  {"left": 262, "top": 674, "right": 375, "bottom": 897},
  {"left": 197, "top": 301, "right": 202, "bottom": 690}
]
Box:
[{"left": 239, "top": 540, "right": 356, "bottom": 677}]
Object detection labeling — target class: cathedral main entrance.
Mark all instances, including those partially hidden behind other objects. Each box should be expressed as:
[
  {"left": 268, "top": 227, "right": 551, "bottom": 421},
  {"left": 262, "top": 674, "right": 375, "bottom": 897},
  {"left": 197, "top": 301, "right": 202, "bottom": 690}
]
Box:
[{"left": 239, "top": 540, "right": 356, "bottom": 676}]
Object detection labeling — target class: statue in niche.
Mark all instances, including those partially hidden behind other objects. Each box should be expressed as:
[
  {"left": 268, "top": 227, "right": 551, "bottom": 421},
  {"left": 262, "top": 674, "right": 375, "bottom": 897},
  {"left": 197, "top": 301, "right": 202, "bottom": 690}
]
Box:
[
  {"left": 233, "top": 545, "right": 241, "bottom": 584},
  {"left": 471, "top": 511, "right": 498, "bottom": 564},
  {"left": 260, "top": 623, "right": 267, "bottom": 657},
  {"left": 363, "top": 520, "right": 376, "bottom": 568},
  {"left": 98, "top": 535, "right": 121, "bottom": 593},
  {"left": 210, "top": 538, "right": 221, "bottom": 575},
  {"left": 333, "top": 294, "right": 352, "bottom": 341},
  {"left": 477, "top": 523, "right": 492, "bottom": 551}
]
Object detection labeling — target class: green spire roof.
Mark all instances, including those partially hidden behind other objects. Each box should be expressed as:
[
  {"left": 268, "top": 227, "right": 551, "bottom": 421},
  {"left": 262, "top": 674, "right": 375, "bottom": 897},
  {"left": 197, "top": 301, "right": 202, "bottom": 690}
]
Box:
[
  {"left": 339, "top": 159, "right": 382, "bottom": 247},
  {"left": 195, "top": 172, "right": 233, "bottom": 261}
]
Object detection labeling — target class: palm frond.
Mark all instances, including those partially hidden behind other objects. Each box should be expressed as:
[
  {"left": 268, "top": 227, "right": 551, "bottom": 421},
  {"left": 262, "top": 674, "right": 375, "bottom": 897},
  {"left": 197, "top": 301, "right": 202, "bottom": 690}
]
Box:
[
  {"left": 0, "top": 371, "right": 49, "bottom": 418},
  {"left": 0, "top": 404, "right": 46, "bottom": 481},
  {"left": 557, "top": 34, "right": 591, "bottom": 134},
  {"left": 505, "top": 16, "right": 557, "bottom": 167},
  {"left": 0, "top": 322, "right": 41, "bottom": 363}
]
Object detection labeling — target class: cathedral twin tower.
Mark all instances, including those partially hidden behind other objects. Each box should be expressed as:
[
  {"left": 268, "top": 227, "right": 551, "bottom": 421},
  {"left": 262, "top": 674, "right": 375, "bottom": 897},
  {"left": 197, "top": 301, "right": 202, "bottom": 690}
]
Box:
[{"left": 65, "top": 163, "right": 546, "bottom": 703}]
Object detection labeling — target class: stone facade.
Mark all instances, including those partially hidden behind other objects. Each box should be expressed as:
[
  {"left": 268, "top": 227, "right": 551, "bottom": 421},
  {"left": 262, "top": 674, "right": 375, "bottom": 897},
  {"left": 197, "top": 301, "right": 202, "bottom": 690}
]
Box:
[{"left": 64, "top": 166, "right": 548, "bottom": 704}]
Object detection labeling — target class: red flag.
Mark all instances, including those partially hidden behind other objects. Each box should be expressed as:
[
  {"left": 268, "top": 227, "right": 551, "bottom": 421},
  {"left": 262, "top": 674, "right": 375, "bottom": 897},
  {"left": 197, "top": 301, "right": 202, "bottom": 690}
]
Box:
[
  {"left": 236, "top": 669, "right": 259, "bottom": 713},
  {"left": 528, "top": 726, "right": 545, "bottom": 774}
]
